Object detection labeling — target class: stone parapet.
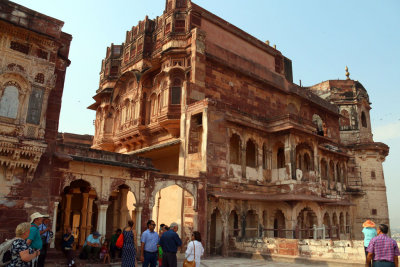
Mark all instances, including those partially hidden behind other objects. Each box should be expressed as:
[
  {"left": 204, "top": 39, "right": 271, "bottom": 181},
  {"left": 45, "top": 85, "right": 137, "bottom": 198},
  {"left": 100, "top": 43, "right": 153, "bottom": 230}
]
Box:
[{"left": 231, "top": 238, "right": 365, "bottom": 264}]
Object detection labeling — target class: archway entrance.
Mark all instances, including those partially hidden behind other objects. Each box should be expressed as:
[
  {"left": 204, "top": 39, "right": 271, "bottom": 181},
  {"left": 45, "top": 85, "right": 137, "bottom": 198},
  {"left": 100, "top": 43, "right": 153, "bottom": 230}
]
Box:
[
  {"left": 297, "top": 207, "right": 317, "bottom": 239},
  {"left": 56, "top": 179, "right": 98, "bottom": 248},
  {"left": 273, "top": 210, "right": 286, "bottom": 238},
  {"left": 210, "top": 208, "right": 223, "bottom": 255},
  {"left": 106, "top": 184, "right": 137, "bottom": 238},
  {"left": 152, "top": 185, "right": 195, "bottom": 248}
]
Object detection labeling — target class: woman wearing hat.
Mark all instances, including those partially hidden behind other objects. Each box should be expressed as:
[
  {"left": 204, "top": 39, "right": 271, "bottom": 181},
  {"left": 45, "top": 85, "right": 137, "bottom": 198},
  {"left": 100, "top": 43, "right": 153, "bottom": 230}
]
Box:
[{"left": 362, "top": 220, "right": 377, "bottom": 257}]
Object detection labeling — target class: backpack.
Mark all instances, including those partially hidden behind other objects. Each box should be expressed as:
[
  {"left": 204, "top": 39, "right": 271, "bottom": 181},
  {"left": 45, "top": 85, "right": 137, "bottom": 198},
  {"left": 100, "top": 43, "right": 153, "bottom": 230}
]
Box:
[{"left": 0, "top": 238, "right": 16, "bottom": 266}]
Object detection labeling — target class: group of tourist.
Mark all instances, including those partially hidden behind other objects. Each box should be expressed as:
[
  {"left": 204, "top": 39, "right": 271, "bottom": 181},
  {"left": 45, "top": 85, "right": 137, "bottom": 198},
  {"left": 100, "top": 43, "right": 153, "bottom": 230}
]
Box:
[
  {"left": 362, "top": 220, "right": 399, "bottom": 267},
  {"left": 7, "top": 212, "right": 53, "bottom": 267}
]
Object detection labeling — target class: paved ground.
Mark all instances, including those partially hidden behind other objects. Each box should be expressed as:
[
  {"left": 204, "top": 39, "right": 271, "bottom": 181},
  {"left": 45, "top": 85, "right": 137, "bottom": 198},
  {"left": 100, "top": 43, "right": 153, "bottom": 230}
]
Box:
[{"left": 199, "top": 257, "right": 327, "bottom": 267}]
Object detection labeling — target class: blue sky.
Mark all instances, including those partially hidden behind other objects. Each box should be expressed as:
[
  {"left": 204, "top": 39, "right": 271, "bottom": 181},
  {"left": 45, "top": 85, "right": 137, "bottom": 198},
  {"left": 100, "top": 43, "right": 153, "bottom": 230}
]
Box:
[{"left": 13, "top": 0, "right": 400, "bottom": 227}]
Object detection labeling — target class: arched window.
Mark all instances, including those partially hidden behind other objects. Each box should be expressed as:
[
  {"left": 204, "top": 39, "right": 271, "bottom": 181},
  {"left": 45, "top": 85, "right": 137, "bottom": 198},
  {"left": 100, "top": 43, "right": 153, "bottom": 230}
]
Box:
[
  {"left": 262, "top": 144, "right": 268, "bottom": 169},
  {"left": 329, "top": 160, "right": 335, "bottom": 182},
  {"left": 150, "top": 94, "right": 157, "bottom": 117},
  {"left": 277, "top": 147, "right": 285, "bottom": 168},
  {"left": 229, "top": 134, "right": 241, "bottom": 165},
  {"left": 312, "top": 114, "right": 324, "bottom": 136},
  {"left": 246, "top": 139, "right": 256, "bottom": 168},
  {"left": 321, "top": 159, "right": 328, "bottom": 180},
  {"left": 303, "top": 153, "right": 311, "bottom": 171},
  {"left": 361, "top": 111, "right": 367, "bottom": 128},
  {"left": 0, "top": 85, "right": 19, "bottom": 119},
  {"left": 171, "top": 78, "right": 182, "bottom": 105}
]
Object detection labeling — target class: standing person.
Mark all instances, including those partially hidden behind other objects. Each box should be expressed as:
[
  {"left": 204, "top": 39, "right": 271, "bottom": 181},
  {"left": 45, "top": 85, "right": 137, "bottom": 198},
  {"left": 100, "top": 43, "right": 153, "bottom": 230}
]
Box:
[
  {"left": 121, "top": 220, "right": 137, "bottom": 267},
  {"left": 7, "top": 222, "right": 40, "bottom": 267},
  {"left": 26, "top": 212, "right": 46, "bottom": 267},
  {"left": 140, "top": 220, "right": 159, "bottom": 267},
  {"left": 366, "top": 224, "right": 399, "bottom": 267},
  {"left": 61, "top": 227, "right": 75, "bottom": 267},
  {"left": 110, "top": 228, "right": 122, "bottom": 260},
  {"left": 37, "top": 216, "right": 51, "bottom": 267},
  {"left": 158, "top": 224, "right": 168, "bottom": 267},
  {"left": 362, "top": 220, "right": 377, "bottom": 257},
  {"left": 185, "top": 231, "right": 204, "bottom": 267},
  {"left": 159, "top": 222, "right": 182, "bottom": 267}
]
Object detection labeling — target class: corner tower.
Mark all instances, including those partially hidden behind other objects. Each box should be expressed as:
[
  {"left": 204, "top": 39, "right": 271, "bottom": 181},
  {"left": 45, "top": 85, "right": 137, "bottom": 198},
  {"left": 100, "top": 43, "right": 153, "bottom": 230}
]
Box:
[{"left": 309, "top": 68, "right": 390, "bottom": 239}]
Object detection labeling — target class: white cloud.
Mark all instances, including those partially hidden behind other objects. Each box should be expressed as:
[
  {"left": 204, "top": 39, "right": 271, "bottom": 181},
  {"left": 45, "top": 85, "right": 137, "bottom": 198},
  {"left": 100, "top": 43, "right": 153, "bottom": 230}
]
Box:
[{"left": 373, "top": 121, "right": 400, "bottom": 142}]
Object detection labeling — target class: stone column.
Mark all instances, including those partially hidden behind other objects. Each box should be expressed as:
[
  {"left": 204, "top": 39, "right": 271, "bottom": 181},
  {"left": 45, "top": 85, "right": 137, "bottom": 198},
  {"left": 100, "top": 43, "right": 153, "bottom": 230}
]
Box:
[
  {"left": 79, "top": 193, "right": 89, "bottom": 246},
  {"left": 119, "top": 188, "right": 129, "bottom": 229},
  {"left": 50, "top": 201, "right": 59, "bottom": 248},
  {"left": 135, "top": 206, "right": 143, "bottom": 247},
  {"left": 97, "top": 204, "right": 109, "bottom": 237},
  {"left": 86, "top": 197, "right": 95, "bottom": 235},
  {"left": 63, "top": 194, "right": 72, "bottom": 231},
  {"left": 112, "top": 196, "right": 119, "bottom": 232}
]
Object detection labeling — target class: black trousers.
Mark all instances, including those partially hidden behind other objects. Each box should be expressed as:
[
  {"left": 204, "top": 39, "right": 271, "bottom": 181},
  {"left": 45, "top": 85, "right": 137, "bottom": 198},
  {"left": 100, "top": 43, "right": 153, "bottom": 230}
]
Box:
[
  {"left": 162, "top": 252, "right": 177, "bottom": 267},
  {"left": 372, "top": 261, "right": 395, "bottom": 267},
  {"left": 37, "top": 244, "right": 47, "bottom": 267}
]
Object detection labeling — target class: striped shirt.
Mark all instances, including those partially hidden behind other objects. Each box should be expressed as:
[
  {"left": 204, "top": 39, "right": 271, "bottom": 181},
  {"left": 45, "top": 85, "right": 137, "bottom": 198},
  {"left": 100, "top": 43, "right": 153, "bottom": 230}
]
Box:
[{"left": 366, "top": 234, "right": 400, "bottom": 262}]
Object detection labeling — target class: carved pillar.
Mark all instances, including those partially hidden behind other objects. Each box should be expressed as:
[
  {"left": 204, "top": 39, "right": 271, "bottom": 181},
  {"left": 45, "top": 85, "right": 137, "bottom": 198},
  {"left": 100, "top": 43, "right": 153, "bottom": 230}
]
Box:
[
  {"left": 135, "top": 206, "right": 143, "bottom": 247},
  {"left": 79, "top": 193, "right": 89, "bottom": 246},
  {"left": 112, "top": 196, "right": 119, "bottom": 232},
  {"left": 50, "top": 201, "right": 59, "bottom": 248},
  {"left": 63, "top": 194, "right": 72, "bottom": 231},
  {"left": 119, "top": 188, "right": 129, "bottom": 229},
  {"left": 97, "top": 204, "right": 109, "bottom": 237},
  {"left": 86, "top": 197, "right": 95, "bottom": 235}
]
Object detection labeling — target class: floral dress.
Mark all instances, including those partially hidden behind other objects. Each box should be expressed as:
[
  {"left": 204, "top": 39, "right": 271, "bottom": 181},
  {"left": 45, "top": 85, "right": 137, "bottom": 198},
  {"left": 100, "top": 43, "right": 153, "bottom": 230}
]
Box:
[
  {"left": 7, "top": 238, "right": 34, "bottom": 267},
  {"left": 121, "top": 230, "right": 136, "bottom": 267}
]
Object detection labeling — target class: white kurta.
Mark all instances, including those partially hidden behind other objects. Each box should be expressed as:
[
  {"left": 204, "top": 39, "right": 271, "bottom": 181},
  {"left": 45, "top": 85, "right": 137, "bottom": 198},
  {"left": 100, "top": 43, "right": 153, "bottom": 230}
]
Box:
[{"left": 185, "top": 240, "right": 204, "bottom": 267}]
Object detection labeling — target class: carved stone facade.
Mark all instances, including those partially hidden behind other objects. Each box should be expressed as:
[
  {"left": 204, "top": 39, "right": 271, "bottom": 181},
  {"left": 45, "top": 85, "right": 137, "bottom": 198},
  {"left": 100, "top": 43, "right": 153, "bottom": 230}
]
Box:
[
  {"left": 0, "top": 0, "right": 390, "bottom": 260},
  {"left": 89, "top": 0, "right": 390, "bottom": 256}
]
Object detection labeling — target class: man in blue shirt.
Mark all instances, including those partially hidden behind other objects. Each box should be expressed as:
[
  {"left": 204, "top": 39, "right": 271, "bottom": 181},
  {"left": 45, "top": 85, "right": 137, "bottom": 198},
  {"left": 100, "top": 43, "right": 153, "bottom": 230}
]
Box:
[
  {"left": 38, "top": 216, "right": 51, "bottom": 267},
  {"left": 27, "top": 212, "right": 46, "bottom": 267},
  {"left": 159, "top": 222, "right": 182, "bottom": 267},
  {"left": 82, "top": 231, "right": 101, "bottom": 260},
  {"left": 140, "top": 220, "right": 160, "bottom": 267}
]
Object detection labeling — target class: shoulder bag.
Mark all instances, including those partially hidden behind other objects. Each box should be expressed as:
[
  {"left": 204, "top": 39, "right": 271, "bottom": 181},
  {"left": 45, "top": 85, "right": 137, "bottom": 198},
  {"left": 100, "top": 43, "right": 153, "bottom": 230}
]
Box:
[{"left": 183, "top": 241, "right": 196, "bottom": 267}]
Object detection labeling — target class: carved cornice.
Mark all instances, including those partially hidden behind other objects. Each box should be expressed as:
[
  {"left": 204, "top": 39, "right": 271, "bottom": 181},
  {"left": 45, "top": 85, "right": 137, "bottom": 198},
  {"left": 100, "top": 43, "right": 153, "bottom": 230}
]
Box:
[{"left": 0, "top": 135, "right": 47, "bottom": 181}]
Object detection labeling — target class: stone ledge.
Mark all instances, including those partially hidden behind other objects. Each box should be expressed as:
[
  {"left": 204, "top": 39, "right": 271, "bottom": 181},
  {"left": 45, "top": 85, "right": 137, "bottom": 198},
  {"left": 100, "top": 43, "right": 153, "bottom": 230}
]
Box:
[{"left": 228, "top": 250, "right": 364, "bottom": 267}]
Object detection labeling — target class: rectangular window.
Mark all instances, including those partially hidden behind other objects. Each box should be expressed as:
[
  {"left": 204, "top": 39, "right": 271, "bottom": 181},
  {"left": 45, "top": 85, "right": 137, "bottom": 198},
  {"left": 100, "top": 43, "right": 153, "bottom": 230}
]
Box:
[
  {"left": 171, "top": 86, "right": 181, "bottom": 105},
  {"left": 371, "top": 209, "right": 377, "bottom": 216},
  {"left": 10, "top": 41, "right": 29, "bottom": 54},
  {"left": 371, "top": 171, "right": 376, "bottom": 179},
  {"left": 26, "top": 87, "right": 44, "bottom": 125},
  {"left": 188, "top": 113, "right": 202, "bottom": 154}
]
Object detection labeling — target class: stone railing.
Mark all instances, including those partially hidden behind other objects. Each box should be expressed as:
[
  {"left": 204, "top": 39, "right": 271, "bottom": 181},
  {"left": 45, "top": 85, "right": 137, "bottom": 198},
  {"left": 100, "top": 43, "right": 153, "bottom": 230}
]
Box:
[{"left": 231, "top": 237, "right": 365, "bottom": 263}]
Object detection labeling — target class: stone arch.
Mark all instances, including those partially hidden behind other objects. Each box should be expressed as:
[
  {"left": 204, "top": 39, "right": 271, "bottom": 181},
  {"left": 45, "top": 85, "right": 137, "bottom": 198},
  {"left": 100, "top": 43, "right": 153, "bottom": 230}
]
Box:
[
  {"left": 57, "top": 179, "right": 99, "bottom": 248},
  {"left": 245, "top": 210, "right": 258, "bottom": 238},
  {"left": 297, "top": 207, "right": 318, "bottom": 239},
  {"left": 169, "top": 68, "right": 185, "bottom": 105},
  {"left": 210, "top": 208, "right": 223, "bottom": 255},
  {"left": 106, "top": 184, "right": 137, "bottom": 237},
  {"left": 329, "top": 160, "right": 335, "bottom": 183},
  {"left": 273, "top": 209, "right": 286, "bottom": 238},
  {"left": 245, "top": 138, "right": 257, "bottom": 168},
  {"left": 273, "top": 141, "right": 285, "bottom": 169},
  {"left": 292, "top": 201, "right": 321, "bottom": 226},
  {"left": 151, "top": 180, "right": 197, "bottom": 210},
  {"left": 321, "top": 159, "right": 328, "bottom": 181},
  {"left": 332, "top": 212, "right": 339, "bottom": 238},
  {"left": 229, "top": 133, "right": 242, "bottom": 165},
  {"left": 323, "top": 212, "right": 331, "bottom": 238},
  {"left": 228, "top": 210, "right": 240, "bottom": 237},
  {"left": 339, "top": 212, "right": 345, "bottom": 234},
  {"left": 361, "top": 111, "right": 367, "bottom": 128},
  {"left": 152, "top": 182, "right": 196, "bottom": 247}
]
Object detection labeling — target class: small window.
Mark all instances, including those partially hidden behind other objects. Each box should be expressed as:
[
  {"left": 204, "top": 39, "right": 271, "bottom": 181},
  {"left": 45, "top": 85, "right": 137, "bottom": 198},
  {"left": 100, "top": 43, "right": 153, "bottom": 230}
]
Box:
[
  {"left": 371, "top": 209, "right": 377, "bottom": 216},
  {"left": 361, "top": 112, "right": 367, "bottom": 128},
  {"left": 171, "top": 86, "right": 181, "bottom": 104},
  {"left": 371, "top": 171, "right": 376, "bottom": 179}
]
